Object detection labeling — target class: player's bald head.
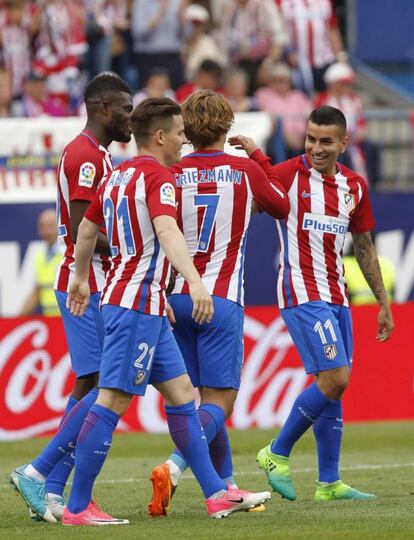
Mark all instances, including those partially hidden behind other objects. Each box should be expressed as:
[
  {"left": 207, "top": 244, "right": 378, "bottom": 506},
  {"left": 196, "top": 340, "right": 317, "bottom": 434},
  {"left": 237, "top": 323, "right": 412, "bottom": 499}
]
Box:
[{"left": 84, "top": 72, "right": 132, "bottom": 110}]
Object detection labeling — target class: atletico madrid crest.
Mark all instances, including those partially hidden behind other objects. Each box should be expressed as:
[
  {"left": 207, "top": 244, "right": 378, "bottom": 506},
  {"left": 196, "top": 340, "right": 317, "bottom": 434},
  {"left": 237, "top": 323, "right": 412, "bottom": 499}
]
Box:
[
  {"left": 344, "top": 193, "right": 356, "bottom": 214},
  {"left": 323, "top": 344, "right": 337, "bottom": 360},
  {"left": 135, "top": 370, "right": 146, "bottom": 385}
]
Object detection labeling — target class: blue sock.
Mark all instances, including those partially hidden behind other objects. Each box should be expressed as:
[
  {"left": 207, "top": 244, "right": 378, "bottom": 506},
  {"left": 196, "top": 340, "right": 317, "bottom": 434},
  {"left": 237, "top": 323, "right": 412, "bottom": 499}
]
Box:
[
  {"left": 313, "top": 399, "right": 343, "bottom": 483},
  {"left": 32, "top": 388, "right": 98, "bottom": 477},
  {"left": 67, "top": 404, "right": 119, "bottom": 513},
  {"left": 271, "top": 383, "right": 333, "bottom": 456},
  {"left": 170, "top": 403, "right": 225, "bottom": 472},
  {"left": 165, "top": 401, "right": 227, "bottom": 498},
  {"left": 209, "top": 425, "right": 234, "bottom": 482},
  {"left": 45, "top": 395, "right": 78, "bottom": 496}
]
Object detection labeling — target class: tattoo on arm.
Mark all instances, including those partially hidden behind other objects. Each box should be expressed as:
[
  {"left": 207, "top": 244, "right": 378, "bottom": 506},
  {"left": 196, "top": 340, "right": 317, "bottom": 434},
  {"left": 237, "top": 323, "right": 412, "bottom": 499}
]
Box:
[{"left": 351, "top": 232, "right": 388, "bottom": 305}]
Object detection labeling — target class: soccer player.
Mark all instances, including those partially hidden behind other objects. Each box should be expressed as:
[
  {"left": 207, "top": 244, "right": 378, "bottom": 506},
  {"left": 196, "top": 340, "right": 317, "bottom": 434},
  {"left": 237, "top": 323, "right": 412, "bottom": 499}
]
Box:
[
  {"left": 10, "top": 73, "right": 133, "bottom": 522},
  {"left": 62, "top": 97, "right": 271, "bottom": 525},
  {"left": 148, "top": 90, "right": 289, "bottom": 517},
  {"left": 229, "top": 105, "right": 394, "bottom": 501}
]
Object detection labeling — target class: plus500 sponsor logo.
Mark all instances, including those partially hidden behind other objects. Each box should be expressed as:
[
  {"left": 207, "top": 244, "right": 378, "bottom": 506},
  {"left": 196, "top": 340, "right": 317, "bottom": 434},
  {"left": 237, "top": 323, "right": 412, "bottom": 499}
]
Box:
[{"left": 302, "top": 213, "right": 349, "bottom": 235}]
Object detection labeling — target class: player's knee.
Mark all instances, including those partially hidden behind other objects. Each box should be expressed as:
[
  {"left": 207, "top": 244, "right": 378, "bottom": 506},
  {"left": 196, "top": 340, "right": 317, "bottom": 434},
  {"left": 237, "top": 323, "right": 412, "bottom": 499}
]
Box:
[
  {"left": 200, "top": 388, "right": 237, "bottom": 418},
  {"left": 72, "top": 372, "right": 98, "bottom": 400},
  {"left": 318, "top": 368, "right": 350, "bottom": 399},
  {"left": 96, "top": 388, "right": 132, "bottom": 416}
]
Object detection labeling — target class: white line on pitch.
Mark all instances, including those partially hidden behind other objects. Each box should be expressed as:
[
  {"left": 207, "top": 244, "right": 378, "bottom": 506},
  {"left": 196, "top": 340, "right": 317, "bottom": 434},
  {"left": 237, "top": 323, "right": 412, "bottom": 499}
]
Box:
[
  {"left": 3, "top": 462, "right": 412, "bottom": 489},
  {"left": 93, "top": 462, "right": 414, "bottom": 486}
]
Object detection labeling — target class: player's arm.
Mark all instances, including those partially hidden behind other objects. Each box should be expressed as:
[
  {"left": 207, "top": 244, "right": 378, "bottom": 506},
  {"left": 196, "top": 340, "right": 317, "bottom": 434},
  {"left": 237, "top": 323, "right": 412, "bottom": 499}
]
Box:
[
  {"left": 228, "top": 135, "right": 289, "bottom": 218},
  {"left": 352, "top": 231, "right": 394, "bottom": 341},
  {"left": 248, "top": 162, "right": 289, "bottom": 218},
  {"left": 67, "top": 191, "right": 104, "bottom": 316},
  {"left": 153, "top": 215, "right": 213, "bottom": 325},
  {"left": 67, "top": 217, "right": 100, "bottom": 316},
  {"left": 70, "top": 200, "right": 110, "bottom": 256}
]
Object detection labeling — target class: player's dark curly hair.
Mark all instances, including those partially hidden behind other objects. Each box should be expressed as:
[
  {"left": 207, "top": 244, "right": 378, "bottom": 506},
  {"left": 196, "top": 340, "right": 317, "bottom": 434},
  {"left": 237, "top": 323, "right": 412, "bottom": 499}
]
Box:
[
  {"left": 309, "top": 106, "right": 347, "bottom": 135},
  {"left": 130, "top": 97, "right": 182, "bottom": 145},
  {"left": 84, "top": 72, "right": 132, "bottom": 102},
  {"left": 182, "top": 90, "right": 234, "bottom": 149}
]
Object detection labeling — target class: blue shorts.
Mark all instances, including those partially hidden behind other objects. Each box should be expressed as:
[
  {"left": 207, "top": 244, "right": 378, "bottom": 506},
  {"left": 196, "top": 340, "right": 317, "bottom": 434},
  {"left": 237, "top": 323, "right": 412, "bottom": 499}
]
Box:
[
  {"left": 99, "top": 305, "right": 188, "bottom": 396},
  {"left": 55, "top": 290, "right": 104, "bottom": 378},
  {"left": 281, "top": 301, "right": 353, "bottom": 375},
  {"left": 168, "top": 294, "right": 244, "bottom": 390}
]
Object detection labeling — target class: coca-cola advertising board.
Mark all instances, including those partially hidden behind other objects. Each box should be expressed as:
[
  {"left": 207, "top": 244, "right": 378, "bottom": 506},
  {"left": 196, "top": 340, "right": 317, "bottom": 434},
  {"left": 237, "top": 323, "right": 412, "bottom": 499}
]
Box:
[{"left": 0, "top": 304, "right": 413, "bottom": 441}]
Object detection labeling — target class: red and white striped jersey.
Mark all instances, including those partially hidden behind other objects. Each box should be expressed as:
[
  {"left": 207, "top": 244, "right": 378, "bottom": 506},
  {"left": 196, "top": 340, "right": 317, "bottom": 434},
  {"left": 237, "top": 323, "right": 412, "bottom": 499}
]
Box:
[
  {"left": 55, "top": 130, "right": 112, "bottom": 293},
  {"left": 275, "top": 0, "right": 337, "bottom": 68},
  {"left": 170, "top": 150, "right": 289, "bottom": 306},
  {"left": 85, "top": 156, "right": 177, "bottom": 316},
  {"left": 251, "top": 149, "right": 375, "bottom": 308}
]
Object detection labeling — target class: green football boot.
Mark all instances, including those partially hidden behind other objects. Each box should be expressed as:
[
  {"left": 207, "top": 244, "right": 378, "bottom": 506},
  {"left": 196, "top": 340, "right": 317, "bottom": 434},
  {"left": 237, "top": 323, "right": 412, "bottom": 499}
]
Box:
[
  {"left": 314, "top": 480, "right": 377, "bottom": 501},
  {"left": 256, "top": 445, "right": 296, "bottom": 501}
]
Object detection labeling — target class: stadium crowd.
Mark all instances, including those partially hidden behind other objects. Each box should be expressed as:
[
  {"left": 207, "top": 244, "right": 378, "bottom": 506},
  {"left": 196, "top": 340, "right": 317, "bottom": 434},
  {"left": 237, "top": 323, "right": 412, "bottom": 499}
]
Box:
[{"left": 0, "top": 0, "right": 374, "bottom": 177}]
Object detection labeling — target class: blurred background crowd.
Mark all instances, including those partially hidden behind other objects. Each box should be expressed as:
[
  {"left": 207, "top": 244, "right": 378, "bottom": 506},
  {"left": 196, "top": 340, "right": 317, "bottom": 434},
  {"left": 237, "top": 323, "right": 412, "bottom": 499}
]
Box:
[{"left": 1, "top": 0, "right": 413, "bottom": 189}]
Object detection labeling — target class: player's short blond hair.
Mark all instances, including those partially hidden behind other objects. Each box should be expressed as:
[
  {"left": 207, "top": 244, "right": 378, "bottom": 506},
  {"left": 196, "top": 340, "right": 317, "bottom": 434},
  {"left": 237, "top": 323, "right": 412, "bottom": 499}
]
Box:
[{"left": 182, "top": 90, "right": 234, "bottom": 149}]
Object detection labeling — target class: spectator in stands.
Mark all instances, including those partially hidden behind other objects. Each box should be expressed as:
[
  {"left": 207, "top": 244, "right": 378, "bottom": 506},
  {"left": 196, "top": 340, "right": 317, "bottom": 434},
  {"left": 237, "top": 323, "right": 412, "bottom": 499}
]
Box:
[
  {"left": 224, "top": 67, "right": 257, "bottom": 112},
  {"left": 315, "top": 62, "right": 379, "bottom": 184},
  {"left": 255, "top": 62, "right": 312, "bottom": 160},
  {"left": 0, "top": 67, "right": 12, "bottom": 116},
  {"left": 33, "top": 0, "right": 86, "bottom": 114},
  {"left": 218, "top": 0, "right": 287, "bottom": 94},
  {"left": 0, "top": 0, "right": 35, "bottom": 99},
  {"left": 19, "top": 208, "right": 61, "bottom": 317},
  {"left": 84, "top": 0, "right": 116, "bottom": 78},
  {"left": 176, "top": 58, "right": 223, "bottom": 102},
  {"left": 133, "top": 67, "right": 175, "bottom": 106},
  {"left": 182, "top": 3, "right": 225, "bottom": 82},
  {"left": 11, "top": 71, "right": 68, "bottom": 117},
  {"left": 131, "top": 0, "right": 188, "bottom": 90},
  {"left": 276, "top": 0, "right": 348, "bottom": 95}
]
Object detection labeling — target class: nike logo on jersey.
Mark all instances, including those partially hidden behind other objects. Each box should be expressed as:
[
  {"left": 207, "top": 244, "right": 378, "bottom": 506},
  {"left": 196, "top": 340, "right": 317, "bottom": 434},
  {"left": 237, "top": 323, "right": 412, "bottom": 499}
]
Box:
[
  {"left": 103, "top": 441, "right": 112, "bottom": 446},
  {"left": 301, "top": 191, "right": 313, "bottom": 198},
  {"left": 228, "top": 497, "right": 244, "bottom": 503}
]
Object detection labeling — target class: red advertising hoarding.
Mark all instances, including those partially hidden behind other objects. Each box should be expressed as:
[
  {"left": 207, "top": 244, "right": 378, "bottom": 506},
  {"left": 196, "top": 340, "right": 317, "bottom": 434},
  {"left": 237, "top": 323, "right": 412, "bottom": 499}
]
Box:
[{"left": 0, "top": 304, "right": 412, "bottom": 440}]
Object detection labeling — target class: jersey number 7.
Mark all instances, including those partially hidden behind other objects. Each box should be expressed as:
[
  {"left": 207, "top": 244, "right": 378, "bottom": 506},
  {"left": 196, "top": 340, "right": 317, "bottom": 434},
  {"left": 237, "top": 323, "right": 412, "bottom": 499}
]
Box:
[{"left": 194, "top": 194, "right": 220, "bottom": 253}]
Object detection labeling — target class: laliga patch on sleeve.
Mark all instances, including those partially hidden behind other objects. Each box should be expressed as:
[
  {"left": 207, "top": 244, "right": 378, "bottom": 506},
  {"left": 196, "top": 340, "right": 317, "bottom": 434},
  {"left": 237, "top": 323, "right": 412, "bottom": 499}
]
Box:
[
  {"left": 160, "top": 182, "right": 176, "bottom": 207},
  {"left": 78, "top": 162, "right": 96, "bottom": 187}
]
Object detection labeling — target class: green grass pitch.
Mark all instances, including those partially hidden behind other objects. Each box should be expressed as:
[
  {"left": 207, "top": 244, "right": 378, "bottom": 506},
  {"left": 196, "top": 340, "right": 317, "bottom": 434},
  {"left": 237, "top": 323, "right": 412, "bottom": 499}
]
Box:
[{"left": 1, "top": 421, "right": 413, "bottom": 540}]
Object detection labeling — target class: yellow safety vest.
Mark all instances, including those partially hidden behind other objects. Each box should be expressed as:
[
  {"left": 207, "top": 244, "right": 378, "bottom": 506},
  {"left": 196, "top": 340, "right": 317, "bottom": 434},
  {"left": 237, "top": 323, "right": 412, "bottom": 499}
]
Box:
[
  {"left": 34, "top": 246, "right": 62, "bottom": 316},
  {"left": 343, "top": 255, "right": 395, "bottom": 305}
]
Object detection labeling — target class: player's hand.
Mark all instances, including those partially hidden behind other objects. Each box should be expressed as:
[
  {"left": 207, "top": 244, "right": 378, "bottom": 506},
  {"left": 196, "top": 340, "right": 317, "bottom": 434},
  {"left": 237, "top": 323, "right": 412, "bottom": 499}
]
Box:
[
  {"left": 376, "top": 303, "right": 394, "bottom": 342},
  {"left": 189, "top": 281, "right": 214, "bottom": 324},
  {"left": 66, "top": 277, "right": 90, "bottom": 317},
  {"left": 228, "top": 135, "right": 259, "bottom": 156},
  {"left": 166, "top": 302, "right": 176, "bottom": 324}
]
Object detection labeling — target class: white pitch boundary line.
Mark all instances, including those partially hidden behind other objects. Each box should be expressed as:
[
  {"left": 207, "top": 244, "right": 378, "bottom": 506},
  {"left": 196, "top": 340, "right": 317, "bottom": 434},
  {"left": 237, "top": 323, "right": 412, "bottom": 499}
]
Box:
[
  {"left": 93, "top": 462, "right": 414, "bottom": 486},
  {"left": 3, "top": 462, "right": 413, "bottom": 489}
]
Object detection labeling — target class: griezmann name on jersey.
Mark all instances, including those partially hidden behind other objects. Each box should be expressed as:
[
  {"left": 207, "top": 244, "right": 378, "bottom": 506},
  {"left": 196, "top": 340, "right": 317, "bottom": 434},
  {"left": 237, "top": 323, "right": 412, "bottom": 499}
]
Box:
[{"left": 170, "top": 149, "right": 289, "bottom": 306}]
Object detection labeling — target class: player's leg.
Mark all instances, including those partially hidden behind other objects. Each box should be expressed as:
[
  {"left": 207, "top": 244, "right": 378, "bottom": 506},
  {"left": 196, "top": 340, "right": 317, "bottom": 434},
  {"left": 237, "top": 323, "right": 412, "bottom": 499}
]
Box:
[
  {"left": 62, "top": 388, "right": 131, "bottom": 526},
  {"left": 150, "top": 296, "right": 242, "bottom": 511},
  {"left": 62, "top": 304, "right": 162, "bottom": 525},
  {"left": 257, "top": 301, "right": 349, "bottom": 500},
  {"left": 149, "top": 318, "right": 271, "bottom": 518},
  {"left": 313, "top": 305, "right": 375, "bottom": 501},
  {"left": 44, "top": 373, "right": 98, "bottom": 503},
  {"left": 10, "top": 291, "right": 103, "bottom": 522}
]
